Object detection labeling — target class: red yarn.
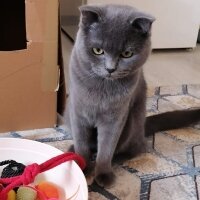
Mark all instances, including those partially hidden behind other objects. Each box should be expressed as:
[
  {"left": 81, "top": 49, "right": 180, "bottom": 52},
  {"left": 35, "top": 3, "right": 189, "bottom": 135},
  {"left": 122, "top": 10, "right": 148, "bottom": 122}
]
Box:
[{"left": 0, "top": 152, "right": 86, "bottom": 200}]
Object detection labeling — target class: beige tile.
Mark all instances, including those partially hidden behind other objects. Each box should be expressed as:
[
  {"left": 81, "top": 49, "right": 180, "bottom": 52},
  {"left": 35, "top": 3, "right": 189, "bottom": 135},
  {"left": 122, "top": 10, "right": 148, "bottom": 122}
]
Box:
[
  {"left": 154, "top": 133, "right": 188, "bottom": 165},
  {"left": 157, "top": 95, "right": 200, "bottom": 112},
  {"left": 193, "top": 146, "right": 200, "bottom": 167},
  {"left": 47, "top": 140, "right": 73, "bottom": 152},
  {"left": 147, "top": 87, "right": 156, "bottom": 97},
  {"left": 195, "top": 176, "right": 200, "bottom": 198},
  {"left": 167, "top": 128, "right": 200, "bottom": 144},
  {"left": 124, "top": 153, "right": 180, "bottom": 176},
  {"left": 89, "top": 192, "right": 108, "bottom": 200},
  {"left": 159, "top": 85, "right": 183, "bottom": 96},
  {"left": 150, "top": 175, "right": 196, "bottom": 200},
  {"left": 146, "top": 111, "right": 159, "bottom": 117},
  {"left": 164, "top": 95, "right": 200, "bottom": 109},
  {"left": 157, "top": 98, "right": 181, "bottom": 112},
  {"left": 146, "top": 97, "right": 158, "bottom": 111},
  {"left": 107, "top": 167, "right": 140, "bottom": 200},
  {"left": 188, "top": 84, "right": 200, "bottom": 99}
]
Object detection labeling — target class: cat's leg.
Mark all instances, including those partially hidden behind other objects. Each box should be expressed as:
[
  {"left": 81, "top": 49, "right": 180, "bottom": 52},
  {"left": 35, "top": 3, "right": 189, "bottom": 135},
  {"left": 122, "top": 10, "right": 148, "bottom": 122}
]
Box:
[
  {"left": 95, "top": 117, "right": 126, "bottom": 187},
  {"left": 70, "top": 116, "right": 95, "bottom": 175},
  {"left": 114, "top": 104, "right": 147, "bottom": 163},
  {"left": 114, "top": 128, "right": 147, "bottom": 164}
]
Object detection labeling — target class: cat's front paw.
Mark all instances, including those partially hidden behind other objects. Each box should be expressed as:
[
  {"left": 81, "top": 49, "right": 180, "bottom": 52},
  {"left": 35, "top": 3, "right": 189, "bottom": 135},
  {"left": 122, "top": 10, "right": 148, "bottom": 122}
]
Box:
[
  {"left": 95, "top": 172, "right": 116, "bottom": 188},
  {"left": 83, "top": 161, "right": 95, "bottom": 177}
]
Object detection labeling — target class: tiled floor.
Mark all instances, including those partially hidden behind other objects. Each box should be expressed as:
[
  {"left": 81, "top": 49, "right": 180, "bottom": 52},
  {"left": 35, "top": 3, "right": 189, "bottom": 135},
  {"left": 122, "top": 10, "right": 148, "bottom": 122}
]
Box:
[
  {"left": 59, "top": 34, "right": 200, "bottom": 199},
  {"left": 1, "top": 84, "right": 200, "bottom": 200},
  {"left": 1, "top": 30, "right": 200, "bottom": 200},
  {"left": 88, "top": 84, "right": 200, "bottom": 200}
]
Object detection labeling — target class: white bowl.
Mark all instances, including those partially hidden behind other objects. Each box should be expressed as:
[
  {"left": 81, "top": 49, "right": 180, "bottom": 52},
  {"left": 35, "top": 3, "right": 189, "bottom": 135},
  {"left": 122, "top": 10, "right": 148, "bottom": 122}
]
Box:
[{"left": 0, "top": 138, "right": 88, "bottom": 200}]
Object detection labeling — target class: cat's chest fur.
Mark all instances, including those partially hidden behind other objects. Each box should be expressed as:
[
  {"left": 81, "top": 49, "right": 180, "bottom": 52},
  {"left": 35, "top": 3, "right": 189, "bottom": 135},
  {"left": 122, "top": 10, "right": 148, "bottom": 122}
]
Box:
[{"left": 69, "top": 71, "right": 141, "bottom": 126}]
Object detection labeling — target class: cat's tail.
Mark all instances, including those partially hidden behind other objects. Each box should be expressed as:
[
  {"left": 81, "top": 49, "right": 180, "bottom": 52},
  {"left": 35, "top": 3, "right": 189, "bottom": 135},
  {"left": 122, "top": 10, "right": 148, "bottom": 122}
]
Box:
[{"left": 145, "top": 109, "right": 200, "bottom": 136}]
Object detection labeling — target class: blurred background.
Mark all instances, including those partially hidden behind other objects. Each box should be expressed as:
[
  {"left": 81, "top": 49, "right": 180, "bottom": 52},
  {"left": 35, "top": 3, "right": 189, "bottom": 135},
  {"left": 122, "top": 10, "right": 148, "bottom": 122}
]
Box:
[{"left": 60, "top": 0, "right": 200, "bottom": 89}]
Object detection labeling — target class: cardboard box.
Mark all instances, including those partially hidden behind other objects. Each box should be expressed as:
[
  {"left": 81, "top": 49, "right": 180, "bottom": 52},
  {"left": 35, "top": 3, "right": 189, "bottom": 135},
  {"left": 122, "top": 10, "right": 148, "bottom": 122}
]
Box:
[{"left": 0, "top": 0, "right": 59, "bottom": 132}]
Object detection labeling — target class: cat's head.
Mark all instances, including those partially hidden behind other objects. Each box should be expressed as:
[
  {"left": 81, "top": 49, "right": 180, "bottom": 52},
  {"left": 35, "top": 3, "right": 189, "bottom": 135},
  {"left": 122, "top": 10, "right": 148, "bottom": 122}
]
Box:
[{"left": 76, "top": 4, "right": 155, "bottom": 80}]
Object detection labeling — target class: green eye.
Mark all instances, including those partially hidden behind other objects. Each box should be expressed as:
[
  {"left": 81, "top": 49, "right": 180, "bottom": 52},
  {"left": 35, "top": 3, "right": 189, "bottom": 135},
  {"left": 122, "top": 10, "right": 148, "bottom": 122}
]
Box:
[
  {"left": 121, "top": 51, "right": 133, "bottom": 58},
  {"left": 92, "top": 48, "right": 104, "bottom": 55}
]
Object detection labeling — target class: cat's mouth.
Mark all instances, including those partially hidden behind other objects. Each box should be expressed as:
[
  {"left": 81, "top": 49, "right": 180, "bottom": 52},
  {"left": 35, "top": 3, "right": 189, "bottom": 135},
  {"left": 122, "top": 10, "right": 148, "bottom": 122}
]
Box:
[
  {"left": 106, "top": 73, "right": 111, "bottom": 78},
  {"left": 92, "top": 68, "right": 125, "bottom": 80},
  {"left": 105, "top": 73, "right": 115, "bottom": 80},
  {"left": 105, "top": 71, "right": 129, "bottom": 80},
  {"left": 105, "top": 73, "right": 122, "bottom": 80}
]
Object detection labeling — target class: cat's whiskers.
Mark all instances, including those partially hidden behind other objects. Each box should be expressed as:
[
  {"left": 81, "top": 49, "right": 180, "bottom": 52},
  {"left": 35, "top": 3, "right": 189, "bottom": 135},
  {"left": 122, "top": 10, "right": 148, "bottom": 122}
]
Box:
[
  {"left": 113, "top": 69, "right": 134, "bottom": 79},
  {"left": 113, "top": 73, "right": 129, "bottom": 79},
  {"left": 79, "top": 70, "right": 97, "bottom": 83}
]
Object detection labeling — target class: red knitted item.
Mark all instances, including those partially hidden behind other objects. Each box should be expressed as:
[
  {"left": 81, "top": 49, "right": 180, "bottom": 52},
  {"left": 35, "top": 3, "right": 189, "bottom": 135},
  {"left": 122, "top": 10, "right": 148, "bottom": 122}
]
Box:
[{"left": 0, "top": 152, "right": 86, "bottom": 200}]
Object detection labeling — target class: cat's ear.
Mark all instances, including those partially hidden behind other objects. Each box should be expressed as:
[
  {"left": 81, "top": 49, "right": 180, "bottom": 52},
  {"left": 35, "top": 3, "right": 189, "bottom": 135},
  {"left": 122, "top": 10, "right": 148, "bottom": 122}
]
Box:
[
  {"left": 131, "top": 16, "right": 155, "bottom": 35},
  {"left": 79, "top": 5, "right": 101, "bottom": 27}
]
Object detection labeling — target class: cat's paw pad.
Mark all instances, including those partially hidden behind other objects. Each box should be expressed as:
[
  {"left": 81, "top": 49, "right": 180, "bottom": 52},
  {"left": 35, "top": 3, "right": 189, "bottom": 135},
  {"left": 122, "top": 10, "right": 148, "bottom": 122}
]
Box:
[{"left": 95, "top": 172, "right": 116, "bottom": 188}]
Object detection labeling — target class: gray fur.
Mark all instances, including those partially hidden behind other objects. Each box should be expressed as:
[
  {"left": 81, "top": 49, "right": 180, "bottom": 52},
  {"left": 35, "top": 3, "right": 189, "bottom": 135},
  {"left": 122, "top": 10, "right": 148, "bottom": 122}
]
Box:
[{"left": 66, "top": 4, "right": 155, "bottom": 187}]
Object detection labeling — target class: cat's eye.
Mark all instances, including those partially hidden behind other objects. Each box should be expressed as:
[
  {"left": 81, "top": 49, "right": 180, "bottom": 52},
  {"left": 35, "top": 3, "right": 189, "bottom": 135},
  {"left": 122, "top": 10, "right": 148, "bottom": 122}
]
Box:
[
  {"left": 92, "top": 48, "right": 104, "bottom": 55},
  {"left": 121, "top": 51, "right": 133, "bottom": 58}
]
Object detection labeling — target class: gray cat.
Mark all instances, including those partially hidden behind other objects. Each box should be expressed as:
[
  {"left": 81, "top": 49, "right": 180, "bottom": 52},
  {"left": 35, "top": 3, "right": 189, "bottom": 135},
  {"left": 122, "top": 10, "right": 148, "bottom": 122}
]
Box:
[
  {"left": 67, "top": 4, "right": 155, "bottom": 187},
  {"left": 65, "top": 4, "right": 200, "bottom": 187}
]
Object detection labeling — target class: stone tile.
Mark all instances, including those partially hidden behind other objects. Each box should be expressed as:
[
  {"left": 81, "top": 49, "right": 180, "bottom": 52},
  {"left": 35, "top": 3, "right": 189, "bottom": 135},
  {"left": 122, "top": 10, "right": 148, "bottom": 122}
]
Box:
[
  {"left": 193, "top": 146, "right": 200, "bottom": 167},
  {"left": 150, "top": 175, "right": 197, "bottom": 200},
  {"left": 147, "top": 87, "right": 156, "bottom": 97},
  {"left": 160, "top": 85, "right": 183, "bottom": 96},
  {"left": 107, "top": 167, "right": 140, "bottom": 200},
  {"left": 0, "top": 132, "right": 19, "bottom": 138},
  {"left": 89, "top": 192, "right": 108, "bottom": 200},
  {"left": 146, "top": 97, "right": 158, "bottom": 111},
  {"left": 158, "top": 98, "right": 182, "bottom": 112},
  {"left": 124, "top": 153, "right": 180, "bottom": 176},
  {"left": 17, "top": 128, "right": 65, "bottom": 140},
  {"left": 195, "top": 176, "right": 200, "bottom": 198},
  {"left": 47, "top": 140, "right": 73, "bottom": 152},
  {"left": 188, "top": 84, "right": 200, "bottom": 99},
  {"left": 193, "top": 123, "right": 200, "bottom": 130},
  {"left": 167, "top": 128, "right": 200, "bottom": 144},
  {"left": 164, "top": 95, "right": 200, "bottom": 109},
  {"left": 147, "top": 137, "right": 154, "bottom": 152},
  {"left": 154, "top": 133, "right": 188, "bottom": 165},
  {"left": 146, "top": 111, "right": 159, "bottom": 117}
]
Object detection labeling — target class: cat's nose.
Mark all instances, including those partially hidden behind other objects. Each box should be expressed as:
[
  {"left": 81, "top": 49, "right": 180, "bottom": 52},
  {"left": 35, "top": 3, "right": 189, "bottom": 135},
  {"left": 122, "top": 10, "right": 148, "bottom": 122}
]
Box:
[{"left": 105, "top": 67, "right": 116, "bottom": 74}]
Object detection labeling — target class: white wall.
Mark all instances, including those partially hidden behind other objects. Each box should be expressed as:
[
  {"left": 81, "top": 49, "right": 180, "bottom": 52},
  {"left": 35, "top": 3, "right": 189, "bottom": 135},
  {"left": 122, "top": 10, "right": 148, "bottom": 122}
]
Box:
[
  {"left": 60, "top": 0, "right": 200, "bottom": 48},
  {"left": 87, "top": 0, "right": 200, "bottom": 48}
]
